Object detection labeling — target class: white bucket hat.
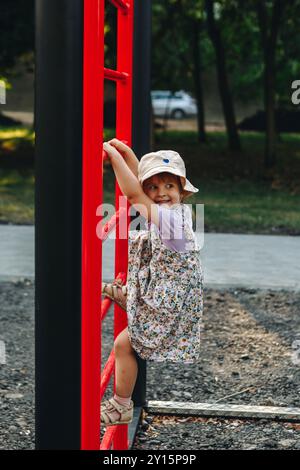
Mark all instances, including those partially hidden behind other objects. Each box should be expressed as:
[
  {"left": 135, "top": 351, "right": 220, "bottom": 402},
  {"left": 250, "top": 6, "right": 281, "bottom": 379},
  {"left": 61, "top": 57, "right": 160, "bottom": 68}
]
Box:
[{"left": 138, "top": 150, "right": 199, "bottom": 198}]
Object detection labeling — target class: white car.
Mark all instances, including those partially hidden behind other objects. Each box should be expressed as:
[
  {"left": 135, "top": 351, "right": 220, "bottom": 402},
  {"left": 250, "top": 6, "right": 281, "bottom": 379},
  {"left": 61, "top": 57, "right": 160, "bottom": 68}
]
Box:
[{"left": 151, "top": 90, "right": 197, "bottom": 119}]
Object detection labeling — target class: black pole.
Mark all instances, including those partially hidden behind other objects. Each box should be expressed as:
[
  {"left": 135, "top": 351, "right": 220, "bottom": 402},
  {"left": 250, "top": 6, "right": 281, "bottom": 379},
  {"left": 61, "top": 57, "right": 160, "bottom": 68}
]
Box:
[
  {"left": 35, "top": 0, "right": 83, "bottom": 449},
  {"left": 131, "top": 0, "right": 152, "bottom": 408}
]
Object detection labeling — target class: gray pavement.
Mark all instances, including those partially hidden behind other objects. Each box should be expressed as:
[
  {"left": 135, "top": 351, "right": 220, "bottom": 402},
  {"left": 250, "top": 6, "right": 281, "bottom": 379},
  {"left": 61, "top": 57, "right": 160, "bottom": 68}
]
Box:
[
  {"left": 1, "top": 110, "right": 34, "bottom": 126},
  {"left": 0, "top": 225, "right": 300, "bottom": 290}
]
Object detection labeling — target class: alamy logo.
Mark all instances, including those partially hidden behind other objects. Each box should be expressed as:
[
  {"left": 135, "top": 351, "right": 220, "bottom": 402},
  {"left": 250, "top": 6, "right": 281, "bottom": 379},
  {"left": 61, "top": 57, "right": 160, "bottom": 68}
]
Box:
[
  {"left": 0, "top": 80, "right": 6, "bottom": 104},
  {"left": 291, "top": 335, "right": 300, "bottom": 366},
  {"left": 0, "top": 340, "right": 6, "bottom": 365},
  {"left": 291, "top": 80, "right": 300, "bottom": 105},
  {"left": 95, "top": 198, "right": 205, "bottom": 250}
]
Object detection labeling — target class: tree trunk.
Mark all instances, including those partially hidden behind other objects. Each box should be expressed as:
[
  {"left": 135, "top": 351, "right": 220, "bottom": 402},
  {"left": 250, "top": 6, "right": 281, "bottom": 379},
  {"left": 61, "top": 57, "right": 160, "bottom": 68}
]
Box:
[
  {"left": 205, "top": 0, "right": 241, "bottom": 151},
  {"left": 264, "top": 49, "right": 276, "bottom": 167},
  {"left": 256, "top": 0, "right": 283, "bottom": 168},
  {"left": 192, "top": 20, "right": 206, "bottom": 143},
  {"left": 150, "top": 102, "right": 155, "bottom": 149}
]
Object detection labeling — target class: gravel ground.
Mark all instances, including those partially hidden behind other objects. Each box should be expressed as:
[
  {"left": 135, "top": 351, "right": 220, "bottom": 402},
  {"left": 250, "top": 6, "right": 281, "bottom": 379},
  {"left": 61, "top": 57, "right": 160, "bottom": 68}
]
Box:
[
  {"left": 134, "top": 414, "right": 300, "bottom": 450},
  {"left": 1, "top": 279, "right": 300, "bottom": 449},
  {"left": 0, "top": 279, "right": 34, "bottom": 450}
]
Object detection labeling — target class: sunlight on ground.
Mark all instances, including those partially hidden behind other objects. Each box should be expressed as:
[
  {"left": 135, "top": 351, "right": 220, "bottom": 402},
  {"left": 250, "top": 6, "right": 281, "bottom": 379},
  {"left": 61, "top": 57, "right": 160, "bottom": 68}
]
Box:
[{"left": 0, "top": 129, "right": 29, "bottom": 139}]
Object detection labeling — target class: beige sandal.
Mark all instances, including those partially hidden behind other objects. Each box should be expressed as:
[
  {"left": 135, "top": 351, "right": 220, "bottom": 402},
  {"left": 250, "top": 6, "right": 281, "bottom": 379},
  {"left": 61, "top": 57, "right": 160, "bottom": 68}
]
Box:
[
  {"left": 101, "top": 397, "right": 133, "bottom": 426},
  {"left": 101, "top": 278, "right": 127, "bottom": 311}
]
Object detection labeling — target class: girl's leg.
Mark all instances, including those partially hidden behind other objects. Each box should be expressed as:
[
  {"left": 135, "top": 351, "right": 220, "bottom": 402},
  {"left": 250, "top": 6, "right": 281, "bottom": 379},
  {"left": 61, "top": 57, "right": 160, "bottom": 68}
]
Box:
[
  {"left": 114, "top": 327, "right": 138, "bottom": 398},
  {"left": 101, "top": 328, "right": 137, "bottom": 423}
]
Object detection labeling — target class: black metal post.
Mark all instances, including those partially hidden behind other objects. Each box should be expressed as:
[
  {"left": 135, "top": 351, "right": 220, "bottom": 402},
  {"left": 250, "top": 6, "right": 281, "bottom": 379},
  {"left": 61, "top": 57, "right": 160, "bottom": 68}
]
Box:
[
  {"left": 35, "top": 0, "right": 83, "bottom": 449},
  {"left": 131, "top": 0, "right": 152, "bottom": 408}
]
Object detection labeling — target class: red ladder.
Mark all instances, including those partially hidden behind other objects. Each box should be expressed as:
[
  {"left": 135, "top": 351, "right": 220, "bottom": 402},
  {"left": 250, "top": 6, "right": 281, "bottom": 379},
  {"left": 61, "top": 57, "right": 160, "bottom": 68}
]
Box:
[{"left": 81, "top": 0, "right": 134, "bottom": 450}]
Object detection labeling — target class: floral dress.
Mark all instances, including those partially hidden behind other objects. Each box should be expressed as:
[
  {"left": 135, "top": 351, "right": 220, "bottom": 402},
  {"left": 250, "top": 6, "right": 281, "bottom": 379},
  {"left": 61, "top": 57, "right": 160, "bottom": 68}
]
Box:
[{"left": 126, "top": 203, "right": 204, "bottom": 364}]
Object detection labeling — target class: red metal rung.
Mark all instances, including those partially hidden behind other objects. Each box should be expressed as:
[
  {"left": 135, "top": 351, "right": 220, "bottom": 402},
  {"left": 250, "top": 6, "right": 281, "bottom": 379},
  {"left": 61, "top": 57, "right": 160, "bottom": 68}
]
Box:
[
  {"left": 100, "top": 349, "right": 115, "bottom": 400},
  {"left": 98, "top": 207, "right": 128, "bottom": 241},
  {"left": 104, "top": 67, "right": 128, "bottom": 82},
  {"left": 108, "top": 0, "right": 130, "bottom": 13},
  {"left": 101, "top": 297, "right": 112, "bottom": 321},
  {"left": 101, "top": 426, "right": 118, "bottom": 450}
]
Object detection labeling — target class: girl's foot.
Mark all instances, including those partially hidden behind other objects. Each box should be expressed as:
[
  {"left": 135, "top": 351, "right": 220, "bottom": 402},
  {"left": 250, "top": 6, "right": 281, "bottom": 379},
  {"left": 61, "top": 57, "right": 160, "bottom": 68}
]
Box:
[
  {"left": 101, "top": 397, "right": 133, "bottom": 426},
  {"left": 102, "top": 279, "right": 127, "bottom": 310}
]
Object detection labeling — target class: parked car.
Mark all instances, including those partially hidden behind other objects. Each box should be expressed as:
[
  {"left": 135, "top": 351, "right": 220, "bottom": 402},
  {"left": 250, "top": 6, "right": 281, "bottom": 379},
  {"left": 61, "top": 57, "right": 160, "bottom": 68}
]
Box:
[{"left": 151, "top": 90, "right": 197, "bottom": 119}]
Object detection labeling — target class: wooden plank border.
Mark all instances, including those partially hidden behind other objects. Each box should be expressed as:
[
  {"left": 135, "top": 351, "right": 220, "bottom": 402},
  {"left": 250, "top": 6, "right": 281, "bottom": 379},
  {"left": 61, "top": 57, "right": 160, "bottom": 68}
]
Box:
[{"left": 145, "top": 401, "right": 300, "bottom": 422}]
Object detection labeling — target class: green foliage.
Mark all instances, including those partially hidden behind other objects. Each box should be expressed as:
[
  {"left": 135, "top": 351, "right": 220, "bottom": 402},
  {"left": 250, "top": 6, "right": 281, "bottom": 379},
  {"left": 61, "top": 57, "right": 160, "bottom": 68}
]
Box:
[
  {"left": 0, "top": 0, "right": 34, "bottom": 78},
  {"left": 104, "top": 2, "right": 117, "bottom": 70},
  {"left": 0, "top": 0, "right": 299, "bottom": 108},
  {"left": 149, "top": 0, "right": 300, "bottom": 107},
  {"left": 151, "top": 0, "right": 212, "bottom": 92}
]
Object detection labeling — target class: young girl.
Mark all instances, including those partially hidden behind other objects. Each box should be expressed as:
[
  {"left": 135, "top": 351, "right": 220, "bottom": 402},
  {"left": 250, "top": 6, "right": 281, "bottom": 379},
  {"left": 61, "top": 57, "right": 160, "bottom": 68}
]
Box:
[{"left": 100, "top": 139, "right": 203, "bottom": 426}]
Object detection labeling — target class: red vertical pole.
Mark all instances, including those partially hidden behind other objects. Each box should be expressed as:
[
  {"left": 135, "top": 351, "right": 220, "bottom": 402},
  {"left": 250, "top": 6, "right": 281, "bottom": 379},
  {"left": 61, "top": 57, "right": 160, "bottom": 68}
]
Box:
[
  {"left": 81, "top": 0, "right": 104, "bottom": 450},
  {"left": 113, "top": 0, "right": 134, "bottom": 450}
]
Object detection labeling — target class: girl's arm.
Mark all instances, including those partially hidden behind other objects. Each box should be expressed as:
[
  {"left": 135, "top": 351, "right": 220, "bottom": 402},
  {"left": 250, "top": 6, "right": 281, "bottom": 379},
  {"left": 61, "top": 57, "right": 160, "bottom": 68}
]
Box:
[
  {"left": 103, "top": 142, "right": 142, "bottom": 199},
  {"left": 108, "top": 138, "right": 139, "bottom": 178},
  {"left": 103, "top": 142, "right": 159, "bottom": 226}
]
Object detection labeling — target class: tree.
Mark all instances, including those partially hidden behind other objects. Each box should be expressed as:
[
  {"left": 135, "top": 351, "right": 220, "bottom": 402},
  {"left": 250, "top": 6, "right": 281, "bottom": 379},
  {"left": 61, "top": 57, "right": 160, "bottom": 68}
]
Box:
[
  {"left": 176, "top": 0, "right": 207, "bottom": 143},
  {"left": 0, "top": 0, "right": 34, "bottom": 125},
  {"left": 0, "top": 0, "right": 34, "bottom": 76},
  {"left": 205, "top": 0, "right": 241, "bottom": 151},
  {"left": 255, "top": 0, "right": 285, "bottom": 168},
  {"left": 192, "top": 17, "right": 207, "bottom": 142},
  {"left": 152, "top": 0, "right": 210, "bottom": 143}
]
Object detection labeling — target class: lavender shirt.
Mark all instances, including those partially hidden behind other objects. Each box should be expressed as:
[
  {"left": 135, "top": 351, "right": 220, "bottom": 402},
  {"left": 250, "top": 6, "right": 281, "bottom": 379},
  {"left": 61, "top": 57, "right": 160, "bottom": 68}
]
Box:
[{"left": 155, "top": 203, "right": 192, "bottom": 252}]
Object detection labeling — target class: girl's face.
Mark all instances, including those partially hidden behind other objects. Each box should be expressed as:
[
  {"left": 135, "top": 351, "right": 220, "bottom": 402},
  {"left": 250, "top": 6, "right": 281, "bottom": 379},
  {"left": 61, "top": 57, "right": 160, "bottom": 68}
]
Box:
[{"left": 142, "top": 172, "right": 183, "bottom": 207}]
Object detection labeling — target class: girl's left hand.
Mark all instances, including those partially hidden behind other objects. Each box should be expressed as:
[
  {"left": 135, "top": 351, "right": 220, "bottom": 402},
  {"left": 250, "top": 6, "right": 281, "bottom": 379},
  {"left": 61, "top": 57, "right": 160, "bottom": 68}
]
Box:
[{"left": 103, "top": 141, "right": 122, "bottom": 161}]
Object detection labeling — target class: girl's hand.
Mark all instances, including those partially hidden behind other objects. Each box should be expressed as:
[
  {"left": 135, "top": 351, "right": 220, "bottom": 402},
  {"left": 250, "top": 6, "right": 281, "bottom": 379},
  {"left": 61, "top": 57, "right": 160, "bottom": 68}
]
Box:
[
  {"left": 103, "top": 141, "right": 122, "bottom": 161},
  {"left": 108, "top": 138, "right": 135, "bottom": 159},
  {"left": 104, "top": 138, "right": 139, "bottom": 178}
]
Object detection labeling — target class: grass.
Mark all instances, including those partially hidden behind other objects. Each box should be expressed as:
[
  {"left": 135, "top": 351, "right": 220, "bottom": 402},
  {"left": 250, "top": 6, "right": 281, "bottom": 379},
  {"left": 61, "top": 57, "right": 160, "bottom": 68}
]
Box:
[
  {"left": 0, "top": 126, "right": 35, "bottom": 224},
  {"left": 0, "top": 126, "right": 34, "bottom": 153},
  {"left": 151, "top": 130, "right": 300, "bottom": 234},
  {"left": 0, "top": 126, "right": 300, "bottom": 234},
  {"left": 196, "top": 179, "right": 300, "bottom": 234},
  {"left": 0, "top": 168, "right": 34, "bottom": 224}
]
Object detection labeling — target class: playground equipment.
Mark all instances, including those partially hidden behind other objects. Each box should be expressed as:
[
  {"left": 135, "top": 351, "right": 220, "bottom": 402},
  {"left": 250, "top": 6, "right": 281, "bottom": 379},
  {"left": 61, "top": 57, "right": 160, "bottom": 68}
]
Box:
[
  {"left": 35, "top": 0, "right": 151, "bottom": 450},
  {"left": 36, "top": 0, "right": 300, "bottom": 453}
]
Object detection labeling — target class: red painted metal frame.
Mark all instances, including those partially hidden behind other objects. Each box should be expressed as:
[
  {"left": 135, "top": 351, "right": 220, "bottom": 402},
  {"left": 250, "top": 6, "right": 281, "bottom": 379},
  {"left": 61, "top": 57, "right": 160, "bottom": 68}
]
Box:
[
  {"left": 82, "top": 0, "right": 104, "bottom": 450},
  {"left": 82, "top": 0, "right": 134, "bottom": 451}
]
